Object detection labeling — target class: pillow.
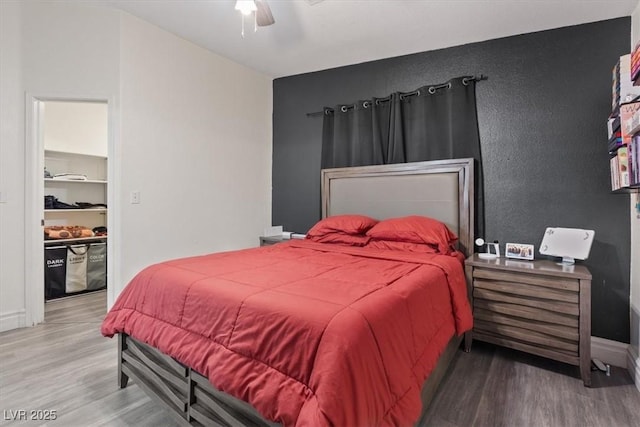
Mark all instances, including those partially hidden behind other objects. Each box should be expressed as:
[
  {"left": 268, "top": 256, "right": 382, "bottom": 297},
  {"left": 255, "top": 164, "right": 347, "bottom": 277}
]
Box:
[
  {"left": 366, "top": 215, "right": 458, "bottom": 254},
  {"left": 306, "top": 214, "right": 378, "bottom": 237},
  {"left": 307, "top": 232, "right": 370, "bottom": 246},
  {"left": 366, "top": 240, "right": 438, "bottom": 253}
]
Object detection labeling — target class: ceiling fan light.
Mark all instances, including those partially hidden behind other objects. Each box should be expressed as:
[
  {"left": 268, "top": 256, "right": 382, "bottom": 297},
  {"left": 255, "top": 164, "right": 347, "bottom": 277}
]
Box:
[{"left": 235, "top": 0, "right": 257, "bottom": 16}]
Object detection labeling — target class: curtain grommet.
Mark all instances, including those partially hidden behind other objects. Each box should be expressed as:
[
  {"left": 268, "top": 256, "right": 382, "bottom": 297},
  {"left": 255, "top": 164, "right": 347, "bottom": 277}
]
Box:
[
  {"left": 341, "top": 106, "right": 348, "bottom": 113},
  {"left": 428, "top": 87, "right": 436, "bottom": 95}
]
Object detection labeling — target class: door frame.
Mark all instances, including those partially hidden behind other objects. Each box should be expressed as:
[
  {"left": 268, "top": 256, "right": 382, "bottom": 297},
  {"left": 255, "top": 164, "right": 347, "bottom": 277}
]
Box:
[{"left": 25, "top": 92, "right": 120, "bottom": 326}]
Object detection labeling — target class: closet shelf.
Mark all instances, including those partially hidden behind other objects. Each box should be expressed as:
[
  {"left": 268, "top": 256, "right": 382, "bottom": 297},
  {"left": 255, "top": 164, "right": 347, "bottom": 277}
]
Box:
[
  {"left": 45, "top": 149, "right": 107, "bottom": 159},
  {"left": 44, "top": 236, "right": 108, "bottom": 245},
  {"left": 45, "top": 178, "right": 107, "bottom": 184},
  {"left": 45, "top": 208, "right": 107, "bottom": 213}
]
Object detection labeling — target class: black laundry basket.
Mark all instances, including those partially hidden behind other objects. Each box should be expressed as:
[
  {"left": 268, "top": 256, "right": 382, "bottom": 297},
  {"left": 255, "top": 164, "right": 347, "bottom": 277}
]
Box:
[{"left": 45, "top": 245, "right": 67, "bottom": 299}]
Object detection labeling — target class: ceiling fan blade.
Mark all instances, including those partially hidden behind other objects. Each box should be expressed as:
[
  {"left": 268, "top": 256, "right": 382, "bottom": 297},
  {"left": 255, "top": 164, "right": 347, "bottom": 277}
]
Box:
[{"left": 255, "top": 0, "right": 275, "bottom": 27}]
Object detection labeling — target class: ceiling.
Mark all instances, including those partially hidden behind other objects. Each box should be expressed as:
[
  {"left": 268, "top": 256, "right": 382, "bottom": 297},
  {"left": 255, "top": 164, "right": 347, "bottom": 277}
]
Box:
[{"left": 93, "top": 0, "right": 638, "bottom": 78}]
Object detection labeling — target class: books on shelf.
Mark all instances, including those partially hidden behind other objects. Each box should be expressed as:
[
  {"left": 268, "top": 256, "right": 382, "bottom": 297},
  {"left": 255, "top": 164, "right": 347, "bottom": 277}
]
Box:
[
  {"left": 609, "top": 53, "right": 640, "bottom": 191},
  {"left": 611, "top": 155, "right": 619, "bottom": 191},
  {"left": 618, "top": 146, "right": 630, "bottom": 188},
  {"left": 630, "top": 135, "right": 640, "bottom": 186},
  {"left": 612, "top": 54, "right": 640, "bottom": 112},
  {"left": 608, "top": 132, "right": 622, "bottom": 154},
  {"left": 620, "top": 102, "right": 640, "bottom": 146},
  {"left": 632, "top": 42, "right": 640, "bottom": 86},
  {"left": 607, "top": 116, "right": 621, "bottom": 139},
  {"left": 613, "top": 59, "right": 621, "bottom": 111},
  {"left": 611, "top": 139, "right": 640, "bottom": 190}
]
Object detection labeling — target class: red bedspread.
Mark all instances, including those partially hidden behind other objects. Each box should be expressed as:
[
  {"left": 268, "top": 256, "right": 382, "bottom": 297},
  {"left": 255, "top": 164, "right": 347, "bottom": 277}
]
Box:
[{"left": 101, "top": 240, "right": 472, "bottom": 426}]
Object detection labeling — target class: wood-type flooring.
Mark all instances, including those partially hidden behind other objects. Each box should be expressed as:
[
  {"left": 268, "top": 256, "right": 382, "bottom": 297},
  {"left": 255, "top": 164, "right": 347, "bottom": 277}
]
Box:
[{"left": 1, "top": 291, "right": 638, "bottom": 426}]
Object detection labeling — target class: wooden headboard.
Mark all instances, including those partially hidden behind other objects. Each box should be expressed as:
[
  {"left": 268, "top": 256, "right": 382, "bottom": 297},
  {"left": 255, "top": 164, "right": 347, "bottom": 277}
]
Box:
[{"left": 321, "top": 158, "right": 474, "bottom": 256}]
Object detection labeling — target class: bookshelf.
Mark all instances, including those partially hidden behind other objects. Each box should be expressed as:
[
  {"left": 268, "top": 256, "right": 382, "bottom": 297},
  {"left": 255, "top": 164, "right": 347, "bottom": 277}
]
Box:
[{"left": 609, "top": 55, "right": 640, "bottom": 193}]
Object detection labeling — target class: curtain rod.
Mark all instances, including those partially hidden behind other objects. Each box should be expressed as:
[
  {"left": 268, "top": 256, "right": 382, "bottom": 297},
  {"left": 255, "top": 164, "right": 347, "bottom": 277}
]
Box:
[{"left": 305, "top": 74, "right": 487, "bottom": 117}]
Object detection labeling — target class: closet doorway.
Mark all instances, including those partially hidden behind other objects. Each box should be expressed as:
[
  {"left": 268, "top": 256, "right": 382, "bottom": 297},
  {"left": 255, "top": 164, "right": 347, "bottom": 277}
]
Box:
[{"left": 26, "top": 95, "right": 118, "bottom": 326}]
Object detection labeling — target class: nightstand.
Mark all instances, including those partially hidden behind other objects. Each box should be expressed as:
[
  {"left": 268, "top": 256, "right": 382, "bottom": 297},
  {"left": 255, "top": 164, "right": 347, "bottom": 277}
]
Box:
[
  {"left": 465, "top": 254, "right": 592, "bottom": 386},
  {"left": 259, "top": 236, "right": 284, "bottom": 246}
]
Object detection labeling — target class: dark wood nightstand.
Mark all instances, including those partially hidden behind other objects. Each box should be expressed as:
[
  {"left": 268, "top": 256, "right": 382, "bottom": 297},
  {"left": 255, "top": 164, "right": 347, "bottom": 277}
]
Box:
[{"left": 465, "top": 254, "right": 592, "bottom": 386}]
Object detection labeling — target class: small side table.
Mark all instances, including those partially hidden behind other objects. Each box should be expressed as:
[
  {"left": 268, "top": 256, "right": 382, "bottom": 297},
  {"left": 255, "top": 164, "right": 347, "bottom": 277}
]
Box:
[{"left": 465, "top": 254, "right": 592, "bottom": 386}]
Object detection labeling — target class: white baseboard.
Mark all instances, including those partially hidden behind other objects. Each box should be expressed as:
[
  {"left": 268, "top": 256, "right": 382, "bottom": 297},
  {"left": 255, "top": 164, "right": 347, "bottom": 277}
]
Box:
[
  {"left": 591, "top": 336, "right": 629, "bottom": 368},
  {"left": 0, "top": 309, "right": 26, "bottom": 332},
  {"left": 628, "top": 345, "right": 640, "bottom": 392}
]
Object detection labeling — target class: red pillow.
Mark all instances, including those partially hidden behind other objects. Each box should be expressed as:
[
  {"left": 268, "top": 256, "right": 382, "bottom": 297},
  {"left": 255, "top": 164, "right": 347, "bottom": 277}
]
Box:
[
  {"left": 306, "top": 215, "right": 378, "bottom": 237},
  {"left": 307, "top": 232, "right": 370, "bottom": 246},
  {"left": 366, "top": 215, "right": 458, "bottom": 254},
  {"left": 366, "top": 240, "right": 438, "bottom": 253}
]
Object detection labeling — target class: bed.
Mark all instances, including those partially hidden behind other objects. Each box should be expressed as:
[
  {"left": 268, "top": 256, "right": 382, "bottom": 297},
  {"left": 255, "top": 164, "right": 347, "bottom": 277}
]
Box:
[{"left": 101, "top": 158, "right": 475, "bottom": 426}]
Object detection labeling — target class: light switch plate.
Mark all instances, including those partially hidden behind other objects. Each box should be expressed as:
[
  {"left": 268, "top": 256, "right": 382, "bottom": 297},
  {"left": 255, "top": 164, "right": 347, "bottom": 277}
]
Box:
[{"left": 130, "top": 191, "right": 140, "bottom": 204}]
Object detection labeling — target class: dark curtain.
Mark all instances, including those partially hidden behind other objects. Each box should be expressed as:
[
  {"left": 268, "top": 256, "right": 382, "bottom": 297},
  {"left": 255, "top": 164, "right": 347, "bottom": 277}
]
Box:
[
  {"left": 321, "top": 97, "right": 392, "bottom": 167},
  {"left": 321, "top": 76, "right": 484, "bottom": 237}
]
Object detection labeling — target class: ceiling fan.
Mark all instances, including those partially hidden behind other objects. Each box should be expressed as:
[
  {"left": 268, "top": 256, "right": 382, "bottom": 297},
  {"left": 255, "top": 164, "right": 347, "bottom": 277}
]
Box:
[
  {"left": 234, "top": 0, "right": 324, "bottom": 36},
  {"left": 235, "top": 0, "right": 275, "bottom": 28}
]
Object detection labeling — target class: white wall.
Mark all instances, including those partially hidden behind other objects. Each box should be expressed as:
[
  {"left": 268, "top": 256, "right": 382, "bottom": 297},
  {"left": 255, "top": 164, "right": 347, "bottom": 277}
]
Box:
[
  {"left": 118, "top": 13, "right": 272, "bottom": 288},
  {"left": 44, "top": 101, "right": 108, "bottom": 157},
  {"left": 630, "top": 0, "right": 640, "bottom": 390},
  {"left": 0, "top": 1, "right": 272, "bottom": 331},
  {"left": 0, "top": 0, "right": 120, "bottom": 331},
  {"left": 0, "top": 0, "right": 26, "bottom": 330}
]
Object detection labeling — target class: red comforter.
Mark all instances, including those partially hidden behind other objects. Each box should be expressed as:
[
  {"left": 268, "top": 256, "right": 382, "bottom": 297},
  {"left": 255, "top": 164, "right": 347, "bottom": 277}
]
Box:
[{"left": 101, "top": 240, "right": 472, "bottom": 426}]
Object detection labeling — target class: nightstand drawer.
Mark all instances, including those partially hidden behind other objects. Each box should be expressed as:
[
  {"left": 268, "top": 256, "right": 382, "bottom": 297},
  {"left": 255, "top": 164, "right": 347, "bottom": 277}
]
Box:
[
  {"left": 474, "top": 299, "right": 579, "bottom": 328},
  {"left": 473, "top": 287, "right": 579, "bottom": 316},
  {"left": 472, "top": 331, "right": 580, "bottom": 366},
  {"left": 474, "top": 319, "right": 579, "bottom": 354},
  {"left": 473, "top": 277, "right": 578, "bottom": 303},
  {"left": 474, "top": 307, "right": 579, "bottom": 341},
  {"left": 473, "top": 268, "right": 579, "bottom": 292}
]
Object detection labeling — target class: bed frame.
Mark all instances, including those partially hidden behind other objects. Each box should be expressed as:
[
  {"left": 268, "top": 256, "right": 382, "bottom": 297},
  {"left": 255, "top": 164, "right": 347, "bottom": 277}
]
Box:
[{"left": 117, "top": 158, "right": 475, "bottom": 426}]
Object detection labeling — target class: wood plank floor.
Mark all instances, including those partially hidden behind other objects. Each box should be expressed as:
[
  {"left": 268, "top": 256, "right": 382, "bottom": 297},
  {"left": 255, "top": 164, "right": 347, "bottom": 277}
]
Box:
[{"left": 0, "top": 291, "right": 638, "bottom": 426}]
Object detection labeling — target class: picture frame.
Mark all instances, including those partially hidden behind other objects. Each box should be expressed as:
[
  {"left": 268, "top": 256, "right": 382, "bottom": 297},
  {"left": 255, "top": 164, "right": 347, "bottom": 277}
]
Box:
[{"left": 505, "top": 242, "right": 535, "bottom": 260}]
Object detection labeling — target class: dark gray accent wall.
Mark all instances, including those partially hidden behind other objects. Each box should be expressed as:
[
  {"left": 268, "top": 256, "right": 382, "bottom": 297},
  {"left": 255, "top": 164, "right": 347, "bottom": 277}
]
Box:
[{"left": 272, "top": 18, "right": 631, "bottom": 343}]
